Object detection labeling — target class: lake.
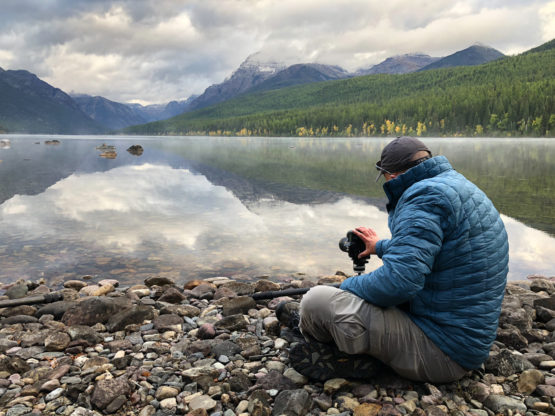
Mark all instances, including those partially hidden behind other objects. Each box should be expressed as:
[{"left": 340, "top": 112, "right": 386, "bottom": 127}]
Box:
[{"left": 0, "top": 135, "right": 554, "bottom": 288}]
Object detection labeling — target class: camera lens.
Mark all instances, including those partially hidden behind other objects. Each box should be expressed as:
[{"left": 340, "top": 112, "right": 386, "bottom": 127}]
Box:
[{"left": 338, "top": 237, "right": 350, "bottom": 253}]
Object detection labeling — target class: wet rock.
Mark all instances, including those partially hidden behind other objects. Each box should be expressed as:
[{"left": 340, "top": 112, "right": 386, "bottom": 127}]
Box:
[
  {"left": 255, "top": 370, "right": 296, "bottom": 392},
  {"left": 531, "top": 279, "right": 555, "bottom": 294},
  {"left": 283, "top": 368, "right": 308, "bottom": 386},
  {"left": 90, "top": 376, "right": 133, "bottom": 410},
  {"left": 189, "top": 395, "right": 217, "bottom": 411},
  {"left": 467, "top": 381, "right": 490, "bottom": 402},
  {"left": 228, "top": 372, "right": 253, "bottom": 392},
  {"left": 222, "top": 296, "right": 256, "bottom": 316},
  {"left": 254, "top": 280, "right": 281, "bottom": 293},
  {"left": 263, "top": 316, "right": 280, "bottom": 336},
  {"left": 272, "top": 389, "right": 312, "bottom": 416},
  {"left": 1, "top": 315, "right": 39, "bottom": 325},
  {"left": 534, "top": 295, "right": 555, "bottom": 311},
  {"left": 105, "top": 304, "right": 155, "bottom": 332},
  {"left": 0, "top": 338, "right": 18, "bottom": 352},
  {"left": 1, "top": 305, "right": 36, "bottom": 317},
  {"left": 215, "top": 314, "right": 249, "bottom": 331},
  {"left": 191, "top": 284, "right": 216, "bottom": 299},
  {"left": 5, "top": 283, "right": 28, "bottom": 299},
  {"left": 212, "top": 340, "right": 241, "bottom": 357},
  {"left": 155, "top": 386, "right": 180, "bottom": 400},
  {"left": 484, "top": 349, "right": 535, "bottom": 376},
  {"left": 354, "top": 403, "right": 382, "bottom": 416},
  {"left": 499, "top": 305, "right": 532, "bottom": 332},
  {"left": 62, "top": 296, "right": 132, "bottom": 326},
  {"left": 44, "top": 332, "right": 71, "bottom": 351},
  {"left": 535, "top": 384, "right": 555, "bottom": 397},
  {"left": 127, "top": 145, "right": 144, "bottom": 156},
  {"left": 36, "top": 301, "right": 77, "bottom": 319},
  {"left": 159, "top": 303, "right": 200, "bottom": 317},
  {"left": 0, "top": 356, "right": 30, "bottom": 374},
  {"left": 496, "top": 326, "right": 528, "bottom": 349},
  {"left": 99, "top": 150, "right": 117, "bottom": 159},
  {"left": 214, "top": 286, "right": 238, "bottom": 300},
  {"left": 64, "top": 280, "right": 88, "bottom": 290},
  {"left": 153, "top": 313, "right": 183, "bottom": 332},
  {"left": 324, "top": 378, "right": 350, "bottom": 395},
  {"left": 158, "top": 287, "right": 187, "bottom": 303},
  {"left": 66, "top": 325, "right": 103, "bottom": 345},
  {"left": 145, "top": 276, "right": 175, "bottom": 287},
  {"left": 198, "top": 323, "right": 216, "bottom": 339},
  {"left": 220, "top": 281, "right": 254, "bottom": 296},
  {"left": 483, "top": 395, "right": 527, "bottom": 414},
  {"left": 517, "top": 369, "right": 545, "bottom": 394}
]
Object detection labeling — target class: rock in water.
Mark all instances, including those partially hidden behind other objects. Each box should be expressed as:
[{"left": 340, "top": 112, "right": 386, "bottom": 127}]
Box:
[{"left": 127, "top": 144, "right": 144, "bottom": 155}]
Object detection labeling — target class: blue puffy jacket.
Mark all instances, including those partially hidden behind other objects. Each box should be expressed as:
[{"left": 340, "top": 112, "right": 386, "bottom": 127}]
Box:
[{"left": 340, "top": 155, "right": 508, "bottom": 369}]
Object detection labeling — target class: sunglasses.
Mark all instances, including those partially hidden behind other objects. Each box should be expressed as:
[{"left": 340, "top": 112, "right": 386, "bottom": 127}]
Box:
[{"left": 375, "top": 163, "right": 393, "bottom": 182}]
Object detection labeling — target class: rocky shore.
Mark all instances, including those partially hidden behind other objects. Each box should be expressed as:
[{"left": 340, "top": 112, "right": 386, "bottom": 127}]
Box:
[{"left": 1, "top": 273, "right": 555, "bottom": 416}]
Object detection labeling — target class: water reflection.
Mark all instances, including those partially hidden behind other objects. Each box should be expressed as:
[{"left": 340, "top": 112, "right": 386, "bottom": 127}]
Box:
[
  {"left": 1, "top": 135, "right": 554, "bottom": 288},
  {"left": 0, "top": 161, "right": 553, "bottom": 287},
  {"left": 0, "top": 163, "right": 389, "bottom": 286}
]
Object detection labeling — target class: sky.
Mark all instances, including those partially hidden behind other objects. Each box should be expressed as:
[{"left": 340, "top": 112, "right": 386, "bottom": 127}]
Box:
[{"left": 1, "top": 0, "right": 554, "bottom": 105}]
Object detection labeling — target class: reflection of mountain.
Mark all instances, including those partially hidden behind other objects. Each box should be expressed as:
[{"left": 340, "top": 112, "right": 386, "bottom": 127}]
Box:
[{"left": 187, "top": 159, "right": 387, "bottom": 211}]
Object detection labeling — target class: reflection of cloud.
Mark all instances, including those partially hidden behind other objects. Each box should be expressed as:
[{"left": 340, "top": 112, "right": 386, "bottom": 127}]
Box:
[
  {"left": 501, "top": 215, "right": 555, "bottom": 280},
  {"left": 0, "top": 164, "right": 389, "bottom": 278},
  {"left": 0, "top": 164, "right": 552, "bottom": 281}
]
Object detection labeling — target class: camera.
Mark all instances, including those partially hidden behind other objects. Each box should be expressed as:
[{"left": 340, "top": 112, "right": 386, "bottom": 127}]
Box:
[{"left": 339, "top": 230, "right": 370, "bottom": 275}]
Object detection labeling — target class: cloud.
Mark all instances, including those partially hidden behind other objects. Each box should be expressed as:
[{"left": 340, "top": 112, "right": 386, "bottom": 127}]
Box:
[{"left": 0, "top": 0, "right": 553, "bottom": 103}]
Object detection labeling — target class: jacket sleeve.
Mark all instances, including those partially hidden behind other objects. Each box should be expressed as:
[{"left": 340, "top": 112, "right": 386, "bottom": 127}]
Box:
[{"left": 340, "top": 187, "right": 453, "bottom": 307}]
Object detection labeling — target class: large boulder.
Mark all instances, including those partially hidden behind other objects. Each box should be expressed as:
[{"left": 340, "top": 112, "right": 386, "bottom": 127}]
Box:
[
  {"left": 62, "top": 297, "right": 132, "bottom": 326},
  {"left": 91, "top": 376, "right": 133, "bottom": 411},
  {"left": 105, "top": 304, "right": 155, "bottom": 332}
]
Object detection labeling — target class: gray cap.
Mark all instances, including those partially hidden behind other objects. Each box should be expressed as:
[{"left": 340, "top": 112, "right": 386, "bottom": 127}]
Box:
[{"left": 375, "top": 136, "right": 431, "bottom": 181}]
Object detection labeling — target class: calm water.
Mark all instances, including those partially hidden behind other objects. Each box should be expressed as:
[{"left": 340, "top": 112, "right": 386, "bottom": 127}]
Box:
[{"left": 0, "top": 135, "right": 554, "bottom": 288}]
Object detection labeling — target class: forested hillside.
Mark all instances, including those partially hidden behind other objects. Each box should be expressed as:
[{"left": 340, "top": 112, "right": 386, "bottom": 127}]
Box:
[{"left": 126, "top": 40, "right": 555, "bottom": 137}]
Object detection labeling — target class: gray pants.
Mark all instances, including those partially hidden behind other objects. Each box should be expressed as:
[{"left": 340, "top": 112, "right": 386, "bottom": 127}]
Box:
[{"left": 299, "top": 286, "right": 467, "bottom": 383}]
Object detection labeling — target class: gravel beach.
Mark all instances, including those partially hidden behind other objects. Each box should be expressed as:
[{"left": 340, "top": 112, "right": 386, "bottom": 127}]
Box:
[{"left": 1, "top": 273, "right": 555, "bottom": 416}]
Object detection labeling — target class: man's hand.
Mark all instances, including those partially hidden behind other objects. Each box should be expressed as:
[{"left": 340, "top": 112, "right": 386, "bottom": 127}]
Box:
[{"left": 353, "top": 227, "right": 379, "bottom": 257}]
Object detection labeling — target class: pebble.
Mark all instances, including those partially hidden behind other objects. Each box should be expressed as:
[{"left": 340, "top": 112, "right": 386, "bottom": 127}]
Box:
[{"left": 1, "top": 277, "right": 555, "bottom": 416}]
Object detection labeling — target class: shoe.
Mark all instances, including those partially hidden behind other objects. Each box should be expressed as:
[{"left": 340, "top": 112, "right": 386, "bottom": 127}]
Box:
[
  {"left": 289, "top": 338, "right": 382, "bottom": 382},
  {"left": 276, "top": 301, "right": 301, "bottom": 329},
  {"left": 280, "top": 327, "right": 305, "bottom": 344}
]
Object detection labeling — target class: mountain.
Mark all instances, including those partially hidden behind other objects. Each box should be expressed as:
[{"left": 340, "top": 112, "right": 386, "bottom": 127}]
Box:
[
  {"left": 125, "top": 38, "right": 554, "bottom": 138},
  {"left": 73, "top": 95, "right": 196, "bottom": 130},
  {"left": 418, "top": 44, "right": 505, "bottom": 71},
  {"left": 0, "top": 68, "right": 104, "bottom": 134},
  {"left": 72, "top": 95, "right": 149, "bottom": 130},
  {"left": 248, "top": 63, "right": 350, "bottom": 93},
  {"left": 187, "top": 53, "right": 287, "bottom": 111},
  {"left": 356, "top": 54, "right": 440, "bottom": 75}
]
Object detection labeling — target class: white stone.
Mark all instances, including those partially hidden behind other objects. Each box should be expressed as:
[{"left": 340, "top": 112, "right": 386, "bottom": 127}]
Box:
[
  {"left": 159, "top": 397, "right": 177, "bottom": 410},
  {"left": 274, "top": 338, "right": 288, "bottom": 350},
  {"left": 114, "top": 350, "right": 125, "bottom": 359},
  {"left": 539, "top": 360, "right": 555, "bottom": 369},
  {"left": 45, "top": 387, "right": 64, "bottom": 402},
  {"left": 189, "top": 395, "right": 217, "bottom": 411}
]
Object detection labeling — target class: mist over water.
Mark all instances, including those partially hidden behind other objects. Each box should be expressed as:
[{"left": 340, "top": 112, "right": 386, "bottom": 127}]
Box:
[{"left": 0, "top": 135, "right": 553, "bottom": 288}]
